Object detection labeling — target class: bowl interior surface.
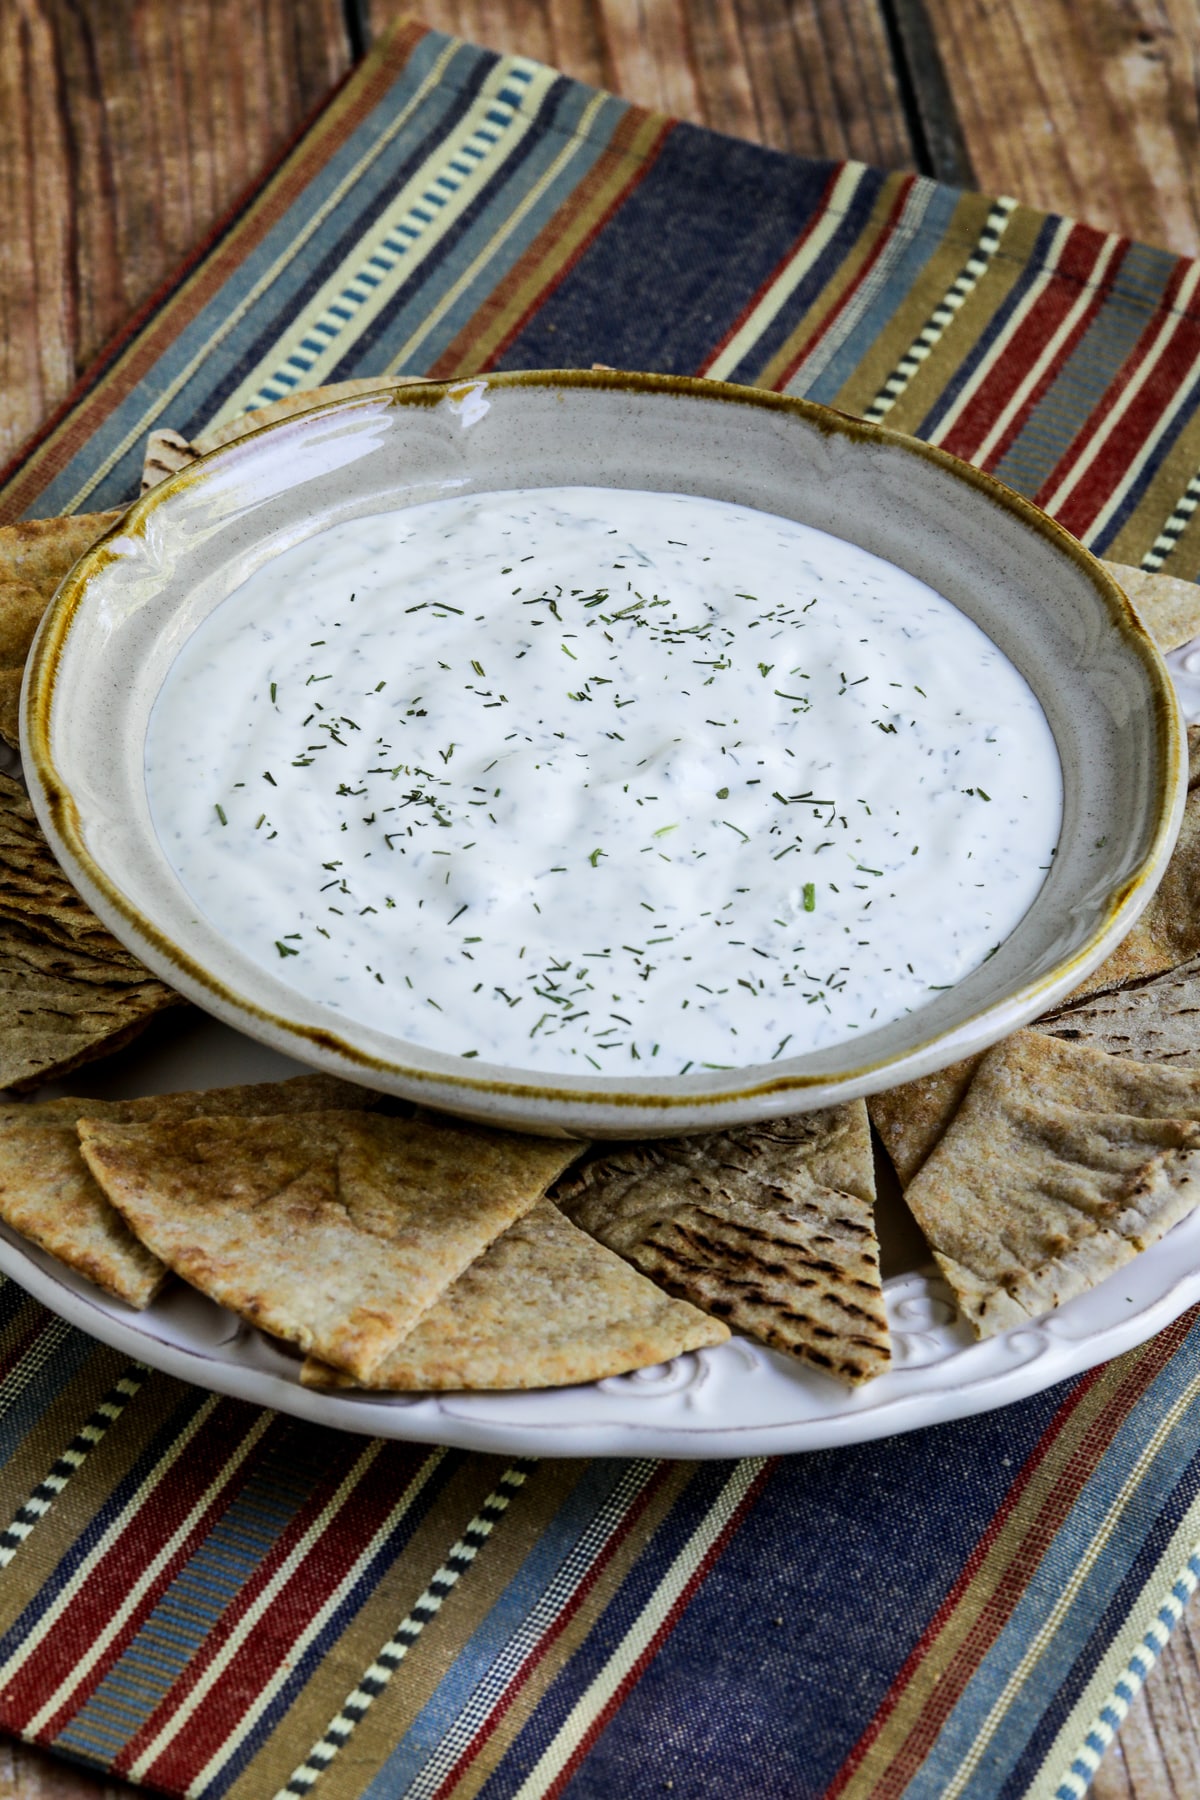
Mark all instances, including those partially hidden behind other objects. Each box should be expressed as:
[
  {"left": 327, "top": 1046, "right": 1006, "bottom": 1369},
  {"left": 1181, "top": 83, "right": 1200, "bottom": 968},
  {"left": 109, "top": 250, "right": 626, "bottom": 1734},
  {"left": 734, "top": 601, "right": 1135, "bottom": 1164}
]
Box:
[{"left": 23, "top": 372, "right": 1184, "bottom": 1135}]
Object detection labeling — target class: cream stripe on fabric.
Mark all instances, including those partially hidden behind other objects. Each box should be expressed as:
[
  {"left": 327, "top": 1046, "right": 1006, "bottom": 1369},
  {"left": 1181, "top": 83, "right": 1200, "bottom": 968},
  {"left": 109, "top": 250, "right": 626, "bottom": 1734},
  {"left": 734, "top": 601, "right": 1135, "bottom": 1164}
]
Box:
[
  {"left": 937, "top": 1366, "right": 1200, "bottom": 1800},
  {"left": 925, "top": 217, "right": 1074, "bottom": 449},
  {"left": 700, "top": 166, "right": 868, "bottom": 383},
  {"left": 383, "top": 88, "right": 609, "bottom": 375},
  {"left": 178, "top": 1448, "right": 448, "bottom": 1799},
  {"left": 60, "top": 38, "right": 462, "bottom": 515},
  {"left": 967, "top": 233, "right": 1124, "bottom": 468},
  {"left": 220, "top": 57, "right": 557, "bottom": 420},
  {"left": 1025, "top": 1492, "right": 1200, "bottom": 1799},
  {"left": 1080, "top": 335, "right": 1200, "bottom": 547},
  {"left": 126, "top": 1438, "right": 382, "bottom": 1782},
  {"left": 1041, "top": 259, "right": 1200, "bottom": 519},
  {"left": 16, "top": 1403, "right": 270, "bottom": 1735},
  {"left": 507, "top": 1457, "right": 766, "bottom": 1800}
]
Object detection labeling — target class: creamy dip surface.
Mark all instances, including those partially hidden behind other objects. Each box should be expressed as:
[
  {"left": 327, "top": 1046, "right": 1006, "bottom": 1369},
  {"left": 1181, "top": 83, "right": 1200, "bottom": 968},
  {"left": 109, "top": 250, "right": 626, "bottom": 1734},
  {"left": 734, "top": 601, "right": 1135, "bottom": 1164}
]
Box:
[{"left": 145, "top": 487, "right": 1062, "bottom": 1075}]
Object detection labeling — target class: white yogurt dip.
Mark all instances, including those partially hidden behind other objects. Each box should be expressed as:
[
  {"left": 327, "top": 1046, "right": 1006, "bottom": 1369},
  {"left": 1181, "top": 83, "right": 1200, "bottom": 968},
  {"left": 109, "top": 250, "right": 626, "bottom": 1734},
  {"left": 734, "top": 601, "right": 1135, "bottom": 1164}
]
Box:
[{"left": 146, "top": 487, "right": 1062, "bottom": 1074}]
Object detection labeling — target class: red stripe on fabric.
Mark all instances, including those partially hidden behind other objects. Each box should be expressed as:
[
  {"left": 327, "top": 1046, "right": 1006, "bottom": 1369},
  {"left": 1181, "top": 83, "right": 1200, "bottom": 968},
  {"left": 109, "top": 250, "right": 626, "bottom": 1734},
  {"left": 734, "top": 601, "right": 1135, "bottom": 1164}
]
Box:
[
  {"left": 539, "top": 1459, "right": 775, "bottom": 1800},
  {"left": 1032, "top": 258, "right": 1196, "bottom": 527},
  {"left": 429, "top": 1465, "right": 673, "bottom": 1800},
  {"left": 130, "top": 1439, "right": 438, "bottom": 1793},
  {"left": 1, "top": 1400, "right": 287, "bottom": 1738},
  {"left": 0, "top": 18, "right": 431, "bottom": 524},
  {"left": 938, "top": 224, "right": 1119, "bottom": 465},
  {"left": 693, "top": 165, "right": 845, "bottom": 378},
  {"left": 476, "top": 119, "right": 675, "bottom": 373},
  {"left": 771, "top": 175, "right": 916, "bottom": 392},
  {"left": 1045, "top": 292, "right": 1200, "bottom": 538},
  {"left": 824, "top": 1314, "right": 1192, "bottom": 1800}
]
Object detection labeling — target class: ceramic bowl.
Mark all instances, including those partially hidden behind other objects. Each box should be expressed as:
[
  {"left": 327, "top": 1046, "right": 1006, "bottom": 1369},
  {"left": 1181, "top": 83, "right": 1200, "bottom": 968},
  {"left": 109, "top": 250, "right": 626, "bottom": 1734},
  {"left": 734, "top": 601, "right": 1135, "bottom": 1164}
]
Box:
[{"left": 22, "top": 372, "right": 1185, "bottom": 1137}]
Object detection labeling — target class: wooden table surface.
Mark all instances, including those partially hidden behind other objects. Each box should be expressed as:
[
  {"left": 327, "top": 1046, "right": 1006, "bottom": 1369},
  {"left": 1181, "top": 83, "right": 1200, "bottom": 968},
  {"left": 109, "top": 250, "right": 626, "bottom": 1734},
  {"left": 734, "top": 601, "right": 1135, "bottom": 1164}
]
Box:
[{"left": 4, "top": 2, "right": 1200, "bottom": 1793}]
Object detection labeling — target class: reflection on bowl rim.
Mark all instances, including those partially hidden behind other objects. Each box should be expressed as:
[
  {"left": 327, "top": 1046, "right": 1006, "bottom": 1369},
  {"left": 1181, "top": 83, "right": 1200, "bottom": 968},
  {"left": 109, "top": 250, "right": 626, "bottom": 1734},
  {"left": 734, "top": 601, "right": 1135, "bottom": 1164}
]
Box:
[{"left": 22, "top": 370, "right": 1186, "bottom": 1135}]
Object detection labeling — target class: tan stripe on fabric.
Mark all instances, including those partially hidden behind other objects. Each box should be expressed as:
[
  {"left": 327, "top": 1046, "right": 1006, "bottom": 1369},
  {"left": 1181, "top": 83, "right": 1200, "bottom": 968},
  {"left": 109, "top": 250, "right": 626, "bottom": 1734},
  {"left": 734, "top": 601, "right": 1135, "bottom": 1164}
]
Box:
[
  {"left": 225, "top": 1454, "right": 522, "bottom": 1800},
  {"left": 1104, "top": 416, "right": 1200, "bottom": 571},
  {"left": 836, "top": 1335, "right": 1175, "bottom": 1800},
  {"left": 444, "top": 1461, "right": 696, "bottom": 1800},
  {"left": 751, "top": 171, "right": 914, "bottom": 394},
  {"left": 861, "top": 201, "right": 1047, "bottom": 440},
  {"left": 830, "top": 190, "right": 1008, "bottom": 420},
  {"left": 425, "top": 108, "right": 669, "bottom": 380}
]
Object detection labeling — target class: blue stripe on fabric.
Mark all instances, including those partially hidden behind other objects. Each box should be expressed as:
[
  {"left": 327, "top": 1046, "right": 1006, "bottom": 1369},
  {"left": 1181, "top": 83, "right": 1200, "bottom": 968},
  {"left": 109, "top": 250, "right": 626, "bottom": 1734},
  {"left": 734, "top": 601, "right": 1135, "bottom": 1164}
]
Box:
[
  {"left": 998, "top": 1347, "right": 1200, "bottom": 1797},
  {"left": 555, "top": 1382, "right": 1076, "bottom": 1800},
  {"left": 360, "top": 1459, "right": 641, "bottom": 1799},
  {"left": 52, "top": 1423, "right": 333, "bottom": 1765},
  {"left": 798, "top": 180, "right": 961, "bottom": 405},
  {"left": 895, "top": 1331, "right": 1200, "bottom": 1800},
  {"left": 913, "top": 213, "right": 1065, "bottom": 441},
  {"left": 26, "top": 29, "right": 481, "bottom": 515},
  {"left": 991, "top": 241, "right": 1173, "bottom": 497},
  {"left": 0, "top": 1314, "right": 116, "bottom": 1468},
  {"left": 498, "top": 124, "right": 852, "bottom": 379},
  {"left": 1087, "top": 359, "right": 1200, "bottom": 556},
  {"left": 0, "top": 1383, "right": 222, "bottom": 1663},
  {"left": 200, "top": 1443, "right": 465, "bottom": 1800},
  {"left": 337, "top": 77, "right": 630, "bottom": 378},
  {"left": 475, "top": 1460, "right": 748, "bottom": 1799}
]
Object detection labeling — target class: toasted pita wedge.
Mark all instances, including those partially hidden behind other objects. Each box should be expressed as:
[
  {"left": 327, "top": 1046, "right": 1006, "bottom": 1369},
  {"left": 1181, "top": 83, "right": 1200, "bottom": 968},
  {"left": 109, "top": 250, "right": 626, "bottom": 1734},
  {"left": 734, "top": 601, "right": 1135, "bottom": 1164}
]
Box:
[
  {"left": 1104, "top": 560, "right": 1200, "bottom": 654},
  {"left": 0, "top": 511, "right": 122, "bottom": 747},
  {"left": 905, "top": 1031, "right": 1200, "bottom": 1337},
  {"left": 867, "top": 1055, "right": 985, "bottom": 1189},
  {"left": 301, "top": 1197, "right": 727, "bottom": 1391},
  {"left": 0, "top": 775, "right": 183, "bottom": 1089},
  {"left": 554, "top": 1105, "right": 889, "bottom": 1385},
  {"left": 1039, "top": 953, "right": 1200, "bottom": 1069},
  {"left": 0, "top": 1074, "right": 382, "bottom": 1307},
  {"left": 1049, "top": 725, "right": 1200, "bottom": 1011},
  {"left": 79, "top": 1110, "right": 582, "bottom": 1377}
]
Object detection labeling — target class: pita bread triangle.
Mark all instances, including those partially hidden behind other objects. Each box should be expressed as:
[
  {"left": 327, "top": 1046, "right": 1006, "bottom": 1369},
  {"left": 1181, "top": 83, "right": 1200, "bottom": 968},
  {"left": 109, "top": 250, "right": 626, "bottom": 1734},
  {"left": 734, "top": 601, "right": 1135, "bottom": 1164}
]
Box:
[
  {"left": 301, "top": 1197, "right": 728, "bottom": 1391},
  {"left": 78, "top": 1107, "right": 582, "bottom": 1377},
  {"left": 553, "top": 1102, "right": 890, "bottom": 1385}
]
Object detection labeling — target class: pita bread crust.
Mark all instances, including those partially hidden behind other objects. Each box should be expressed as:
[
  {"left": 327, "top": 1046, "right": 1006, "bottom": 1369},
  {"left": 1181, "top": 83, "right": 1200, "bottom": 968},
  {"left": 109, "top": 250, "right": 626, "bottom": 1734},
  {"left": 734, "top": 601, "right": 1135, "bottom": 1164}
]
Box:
[
  {"left": 79, "top": 1109, "right": 581, "bottom": 1376},
  {"left": 0, "top": 1074, "right": 382, "bottom": 1307},
  {"left": 1104, "top": 561, "right": 1200, "bottom": 654},
  {"left": 867, "top": 1054, "right": 985, "bottom": 1188},
  {"left": 906, "top": 1031, "right": 1200, "bottom": 1337},
  {"left": 554, "top": 1104, "right": 889, "bottom": 1385},
  {"left": 0, "top": 511, "right": 121, "bottom": 748},
  {"left": 301, "top": 1197, "right": 728, "bottom": 1391}
]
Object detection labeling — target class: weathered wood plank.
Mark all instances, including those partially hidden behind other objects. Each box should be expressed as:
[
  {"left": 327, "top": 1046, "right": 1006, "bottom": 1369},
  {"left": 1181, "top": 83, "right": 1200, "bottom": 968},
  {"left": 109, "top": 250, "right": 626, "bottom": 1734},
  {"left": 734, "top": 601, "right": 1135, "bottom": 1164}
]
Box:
[
  {"left": 917, "top": 0, "right": 1200, "bottom": 251},
  {"left": 364, "top": 0, "right": 917, "bottom": 167},
  {"left": 0, "top": 0, "right": 351, "bottom": 465},
  {"left": 1093, "top": 1605, "right": 1200, "bottom": 1799}
]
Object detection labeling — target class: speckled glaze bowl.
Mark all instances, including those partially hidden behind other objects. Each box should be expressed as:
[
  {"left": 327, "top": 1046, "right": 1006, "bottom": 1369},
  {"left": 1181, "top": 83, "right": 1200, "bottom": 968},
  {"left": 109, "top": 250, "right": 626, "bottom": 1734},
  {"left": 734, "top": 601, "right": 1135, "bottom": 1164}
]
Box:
[{"left": 22, "top": 372, "right": 1186, "bottom": 1137}]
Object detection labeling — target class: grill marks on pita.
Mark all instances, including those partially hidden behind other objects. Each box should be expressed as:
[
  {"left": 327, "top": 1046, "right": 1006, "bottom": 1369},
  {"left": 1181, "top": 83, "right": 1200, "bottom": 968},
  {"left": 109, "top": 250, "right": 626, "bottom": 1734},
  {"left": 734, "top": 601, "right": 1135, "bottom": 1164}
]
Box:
[
  {"left": 905, "top": 1031, "right": 1200, "bottom": 1337},
  {"left": 553, "top": 1105, "right": 890, "bottom": 1385},
  {"left": 78, "top": 1109, "right": 582, "bottom": 1380}
]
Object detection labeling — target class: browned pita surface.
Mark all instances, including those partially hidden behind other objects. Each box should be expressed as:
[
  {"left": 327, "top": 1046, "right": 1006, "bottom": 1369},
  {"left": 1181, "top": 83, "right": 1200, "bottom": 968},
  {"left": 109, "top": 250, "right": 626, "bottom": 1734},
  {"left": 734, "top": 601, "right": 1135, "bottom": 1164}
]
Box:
[
  {"left": 867, "top": 1054, "right": 985, "bottom": 1189},
  {"left": 79, "top": 1109, "right": 582, "bottom": 1377},
  {"left": 0, "top": 511, "right": 122, "bottom": 748},
  {"left": 1048, "top": 726, "right": 1200, "bottom": 1011},
  {"left": 905, "top": 1031, "right": 1200, "bottom": 1337},
  {"left": 1104, "top": 561, "right": 1200, "bottom": 653},
  {"left": 301, "top": 1197, "right": 728, "bottom": 1391},
  {"left": 0, "top": 1074, "right": 382, "bottom": 1307},
  {"left": 0, "top": 774, "right": 183, "bottom": 1090},
  {"left": 1038, "top": 953, "right": 1200, "bottom": 1069},
  {"left": 554, "top": 1106, "right": 889, "bottom": 1385}
]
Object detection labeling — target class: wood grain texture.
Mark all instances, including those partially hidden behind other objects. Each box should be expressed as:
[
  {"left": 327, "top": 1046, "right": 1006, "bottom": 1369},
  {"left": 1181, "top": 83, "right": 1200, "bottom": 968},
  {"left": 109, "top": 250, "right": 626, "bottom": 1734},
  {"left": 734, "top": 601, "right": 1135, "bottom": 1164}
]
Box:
[
  {"left": 1093, "top": 1606, "right": 1200, "bottom": 1799},
  {"left": 365, "top": 0, "right": 917, "bottom": 167},
  {"left": 0, "top": 0, "right": 351, "bottom": 464},
  {"left": 918, "top": 0, "right": 1200, "bottom": 252}
]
